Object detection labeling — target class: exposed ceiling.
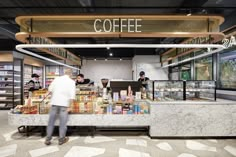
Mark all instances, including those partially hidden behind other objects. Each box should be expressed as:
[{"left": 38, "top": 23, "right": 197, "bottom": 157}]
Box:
[{"left": 0, "top": 0, "right": 236, "bottom": 59}]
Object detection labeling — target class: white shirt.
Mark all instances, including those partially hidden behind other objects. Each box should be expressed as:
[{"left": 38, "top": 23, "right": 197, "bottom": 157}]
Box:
[{"left": 48, "top": 75, "right": 76, "bottom": 107}]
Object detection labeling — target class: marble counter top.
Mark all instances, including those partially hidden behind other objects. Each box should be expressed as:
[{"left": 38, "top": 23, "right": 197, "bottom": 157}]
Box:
[
  {"left": 8, "top": 99, "right": 236, "bottom": 137},
  {"left": 147, "top": 99, "right": 236, "bottom": 105}
]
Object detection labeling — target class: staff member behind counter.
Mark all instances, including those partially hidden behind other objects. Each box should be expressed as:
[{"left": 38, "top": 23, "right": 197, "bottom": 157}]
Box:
[
  {"left": 138, "top": 71, "right": 150, "bottom": 88},
  {"left": 76, "top": 74, "right": 94, "bottom": 86},
  {"left": 27, "top": 73, "right": 42, "bottom": 91}
]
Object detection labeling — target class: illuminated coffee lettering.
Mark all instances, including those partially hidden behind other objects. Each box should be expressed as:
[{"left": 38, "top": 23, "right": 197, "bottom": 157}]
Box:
[
  {"left": 135, "top": 19, "right": 142, "bottom": 32},
  {"left": 112, "top": 19, "right": 119, "bottom": 32},
  {"left": 103, "top": 19, "right": 112, "bottom": 32},
  {"left": 127, "top": 19, "right": 134, "bottom": 32},
  {"left": 120, "top": 19, "right": 127, "bottom": 32},
  {"left": 94, "top": 18, "right": 142, "bottom": 32},
  {"left": 94, "top": 19, "right": 102, "bottom": 32}
]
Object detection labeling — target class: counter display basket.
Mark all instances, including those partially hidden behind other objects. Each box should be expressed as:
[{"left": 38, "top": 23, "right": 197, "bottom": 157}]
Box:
[
  {"left": 12, "top": 89, "right": 49, "bottom": 114},
  {"left": 185, "top": 80, "right": 216, "bottom": 101},
  {"left": 30, "top": 89, "right": 50, "bottom": 114},
  {"left": 153, "top": 80, "right": 184, "bottom": 101},
  {"left": 71, "top": 85, "right": 97, "bottom": 114}
]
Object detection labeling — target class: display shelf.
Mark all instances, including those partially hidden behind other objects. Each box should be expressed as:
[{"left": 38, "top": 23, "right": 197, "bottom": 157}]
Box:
[
  {"left": 0, "top": 106, "right": 12, "bottom": 110},
  {"left": 0, "top": 87, "right": 20, "bottom": 89},
  {"left": 0, "top": 99, "right": 21, "bottom": 102},
  {"left": 0, "top": 74, "right": 20, "bottom": 77},
  {"left": 0, "top": 81, "right": 21, "bottom": 83},
  {"left": 0, "top": 93, "right": 20, "bottom": 96},
  {"left": 0, "top": 70, "right": 19, "bottom": 72},
  {"left": 0, "top": 59, "right": 23, "bottom": 109},
  {"left": 185, "top": 81, "right": 216, "bottom": 101}
]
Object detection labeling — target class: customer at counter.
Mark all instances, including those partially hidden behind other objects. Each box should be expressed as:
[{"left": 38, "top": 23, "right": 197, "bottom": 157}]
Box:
[
  {"left": 76, "top": 73, "right": 94, "bottom": 86},
  {"left": 138, "top": 71, "right": 150, "bottom": 88},
  {"left": 45, "top": 68, "right": 76, "bottom": 146}
]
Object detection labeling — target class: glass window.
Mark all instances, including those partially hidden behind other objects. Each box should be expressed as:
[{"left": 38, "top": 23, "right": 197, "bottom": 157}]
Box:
[
  {"left": 219, "top": 50, "right": 236, "bottom": 89},
  {"left": 170, "top": 66, "right": 179, "bottom": 80},
  {"left": 195, "top": 56, "right": 212, "bottom": 80},
  {"left": 180, "top": 64, "right": 191, "bottom": 80}
]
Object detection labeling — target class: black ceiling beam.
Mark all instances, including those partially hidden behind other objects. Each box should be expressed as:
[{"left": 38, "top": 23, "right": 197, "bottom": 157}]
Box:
[
  {"left": 0, "top": 6, "right": 235, "bottom": 9},
  {"left": 181, "top": 0, "right": 208, "bottom": 7},
  {"left": 0, "top": 24, "right": 19, "bottom": 40},
  {"left": 0, "top": 39, "right": 17, "bottom": 50}
]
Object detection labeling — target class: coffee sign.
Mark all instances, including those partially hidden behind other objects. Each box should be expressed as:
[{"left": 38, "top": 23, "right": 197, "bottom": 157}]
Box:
[
  {"left": 222, "top": 36, "right": 236, "bottom": 48},
  {"left": 94, "top": 18, "right": 142, "bottom": 32}
]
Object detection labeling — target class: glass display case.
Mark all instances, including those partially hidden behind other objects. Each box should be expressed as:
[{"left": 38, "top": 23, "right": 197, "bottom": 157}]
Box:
[
  {"left": 153, "top": 81, "right": 184, "bottom": 101},
  {"left": 146, "top": 80, "right": 154, "bottom": 100},
  {"left": 185, "top": 81, "right": 216, "bottom": 101}
]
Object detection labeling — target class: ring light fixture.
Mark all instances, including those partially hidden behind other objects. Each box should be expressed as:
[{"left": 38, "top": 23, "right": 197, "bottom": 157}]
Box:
[{"left": 16, "top": 44, "right": 225, "bottom": 69}]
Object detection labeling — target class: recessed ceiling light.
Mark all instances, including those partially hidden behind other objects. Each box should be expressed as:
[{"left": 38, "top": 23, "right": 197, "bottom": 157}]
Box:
[
  {"left": 187, "top": 13, "right": 191, "bottom": 16},
  {"left": 186, "top": 10, "right": 192, "bottom": 16},
  {"left": 107, "top": 47, "right": 110, "bottom": 50},
  {"left": 109, "top": 52, "right": 113, "bottom": 56}
]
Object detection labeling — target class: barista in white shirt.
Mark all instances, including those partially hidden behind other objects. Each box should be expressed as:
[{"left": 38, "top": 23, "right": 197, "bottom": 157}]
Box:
[{"left": 45, "top": 68, "right": 76, "bottom": 145}]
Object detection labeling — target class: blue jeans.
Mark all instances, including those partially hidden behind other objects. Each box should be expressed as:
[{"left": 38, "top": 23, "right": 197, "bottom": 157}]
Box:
[{"left": 46, "top": 105, "right": 68, "bottom": 142}]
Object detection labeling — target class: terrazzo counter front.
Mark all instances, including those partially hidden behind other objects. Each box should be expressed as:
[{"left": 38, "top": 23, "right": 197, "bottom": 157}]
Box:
[
  {"left": 149, "top": 100, "right": 236, "bottom": 137},
  {"left": 8, "top": 100, "right": 236, "bottom": 137}
]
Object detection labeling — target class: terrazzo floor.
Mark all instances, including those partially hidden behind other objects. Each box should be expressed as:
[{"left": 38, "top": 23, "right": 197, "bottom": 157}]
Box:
[{"left": 0, "top": 111, "right": 236, "bottom": 157}]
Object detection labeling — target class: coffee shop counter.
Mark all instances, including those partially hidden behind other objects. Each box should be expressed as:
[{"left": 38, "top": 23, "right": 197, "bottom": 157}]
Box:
[{"left": 8, "top": 99, "right": 236, "bottom": 137}]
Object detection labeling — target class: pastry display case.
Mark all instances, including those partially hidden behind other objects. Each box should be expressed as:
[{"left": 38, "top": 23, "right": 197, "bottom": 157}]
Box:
[
  {"left": 154, "top": 80, "right": 184, "bottom": 101},
  {"left": 185, "top": 81, "right": 216, "bottom": 101},
  {"left": 146, "top": 80, "right": 154, "bottom": 100}
]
